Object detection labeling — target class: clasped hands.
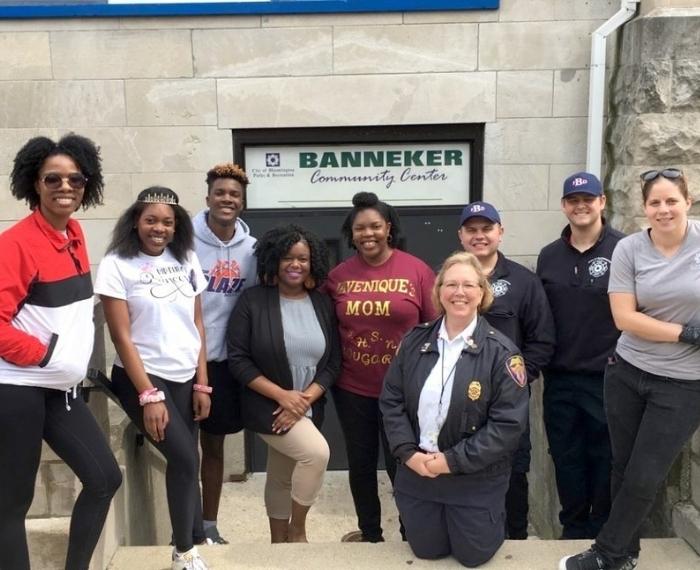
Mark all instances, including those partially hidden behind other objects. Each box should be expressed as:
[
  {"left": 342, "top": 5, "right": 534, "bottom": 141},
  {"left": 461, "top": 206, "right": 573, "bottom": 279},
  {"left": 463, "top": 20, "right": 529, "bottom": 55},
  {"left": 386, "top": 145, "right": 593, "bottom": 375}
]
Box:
[
  {"left": 272, "top": 389, "right": 311, "bottom": 434},
  {"left": 405, "top": 451, "right": 450, "bottom": 477}
]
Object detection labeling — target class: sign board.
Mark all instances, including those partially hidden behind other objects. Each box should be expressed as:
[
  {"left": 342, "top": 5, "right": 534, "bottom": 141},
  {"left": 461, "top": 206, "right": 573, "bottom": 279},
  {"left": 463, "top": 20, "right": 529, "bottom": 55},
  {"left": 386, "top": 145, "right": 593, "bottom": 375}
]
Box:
[
  {"left": 0, "top": 1, "right": 499, "bottom": 18},
  {"left": 244, "top": 142, "right": 470, "bottom": 209}
]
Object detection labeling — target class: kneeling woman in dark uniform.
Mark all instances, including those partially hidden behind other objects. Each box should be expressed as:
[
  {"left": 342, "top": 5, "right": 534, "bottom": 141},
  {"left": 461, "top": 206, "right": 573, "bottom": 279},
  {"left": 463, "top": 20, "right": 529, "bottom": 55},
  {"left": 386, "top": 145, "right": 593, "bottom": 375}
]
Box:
[{"left": 380, "top": 251, "right": 529, "bottom": 567}]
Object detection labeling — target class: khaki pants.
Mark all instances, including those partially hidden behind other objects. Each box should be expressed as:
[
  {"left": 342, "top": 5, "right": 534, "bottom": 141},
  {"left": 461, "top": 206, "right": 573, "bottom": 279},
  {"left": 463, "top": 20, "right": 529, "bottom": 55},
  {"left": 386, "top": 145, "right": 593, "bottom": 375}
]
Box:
[{"left": 258, "top": 417, "right": 330, "bottom": 519}]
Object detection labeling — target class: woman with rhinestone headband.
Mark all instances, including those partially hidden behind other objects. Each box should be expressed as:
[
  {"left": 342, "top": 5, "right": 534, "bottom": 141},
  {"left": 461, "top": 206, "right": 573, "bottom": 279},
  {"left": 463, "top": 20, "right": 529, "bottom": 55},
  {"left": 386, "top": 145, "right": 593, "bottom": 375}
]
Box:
[
  {"left": 560, "top": 169, "right": 700, "bottom": 570},
  {"left": 0, "top": 134, "right": 122, "bottom": 570},
  {"left": 95, "top": 187, "right": 211, "bottom": 570}
]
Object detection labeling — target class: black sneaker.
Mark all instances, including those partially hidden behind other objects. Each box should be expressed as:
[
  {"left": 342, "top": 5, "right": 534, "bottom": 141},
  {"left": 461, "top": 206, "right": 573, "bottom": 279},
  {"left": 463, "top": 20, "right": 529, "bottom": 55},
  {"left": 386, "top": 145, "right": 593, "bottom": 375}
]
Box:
[
  {"left": 203, "top": 526, "right": 229, "bottom": 545},
  {"left": 559, "top": 549, "right": 638, "bottom": 570},
  {"left": 559, "top": 548, "right": 606, "bottom": 570}
]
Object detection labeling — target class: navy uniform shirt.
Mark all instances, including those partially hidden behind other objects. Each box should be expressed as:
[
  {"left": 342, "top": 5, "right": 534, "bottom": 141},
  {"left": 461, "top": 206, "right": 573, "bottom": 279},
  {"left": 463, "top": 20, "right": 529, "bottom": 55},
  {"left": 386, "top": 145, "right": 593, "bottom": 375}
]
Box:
[
  {"left": 536, "top": 222, "right": 624, "bottom": 375},
  {"left": 483, "top": 252, "right": 555, "bottom": 383}
]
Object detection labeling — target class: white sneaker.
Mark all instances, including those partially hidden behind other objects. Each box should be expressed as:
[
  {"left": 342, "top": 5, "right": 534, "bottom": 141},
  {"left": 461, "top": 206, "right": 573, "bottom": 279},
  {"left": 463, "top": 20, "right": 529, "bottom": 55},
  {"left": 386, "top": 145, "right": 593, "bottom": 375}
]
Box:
[{"left": 171, "top": 546, "right": 209, "bottom": 570}]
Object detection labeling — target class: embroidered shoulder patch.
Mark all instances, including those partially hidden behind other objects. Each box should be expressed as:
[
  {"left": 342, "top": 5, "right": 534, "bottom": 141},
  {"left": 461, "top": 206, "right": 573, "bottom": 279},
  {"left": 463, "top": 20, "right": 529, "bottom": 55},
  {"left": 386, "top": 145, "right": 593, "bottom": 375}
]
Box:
[{"left": 506, "top": 355, "right": 527, "bottom": 387}]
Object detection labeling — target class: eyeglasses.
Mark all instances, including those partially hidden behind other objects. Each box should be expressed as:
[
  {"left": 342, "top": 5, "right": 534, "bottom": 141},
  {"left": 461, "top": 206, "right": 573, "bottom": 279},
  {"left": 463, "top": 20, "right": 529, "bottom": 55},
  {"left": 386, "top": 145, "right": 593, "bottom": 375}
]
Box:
[
  {"left": 40, "top": 173, "right": 88, "bottom": 190},
  {"left": 640, "top": 168, "right": 683, "bottom": 183}
]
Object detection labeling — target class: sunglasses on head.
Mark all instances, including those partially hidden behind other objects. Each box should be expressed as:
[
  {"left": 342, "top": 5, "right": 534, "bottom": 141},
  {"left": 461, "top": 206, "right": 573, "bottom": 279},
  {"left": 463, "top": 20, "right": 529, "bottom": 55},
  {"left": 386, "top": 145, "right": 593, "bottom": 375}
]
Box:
[
  {"left": 640, "top": 168, "right": 683, "bottom": 183},
  {"left": 40, "top": 173, "right": 88, "bottom": 190}
]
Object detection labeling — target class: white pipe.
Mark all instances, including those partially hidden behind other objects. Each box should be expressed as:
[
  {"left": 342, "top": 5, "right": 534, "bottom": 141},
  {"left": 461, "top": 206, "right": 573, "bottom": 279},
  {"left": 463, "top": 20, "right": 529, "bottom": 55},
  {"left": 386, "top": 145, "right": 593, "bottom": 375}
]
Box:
[{"left": 586, "top": 0, "right": 639, "bottom": 178}]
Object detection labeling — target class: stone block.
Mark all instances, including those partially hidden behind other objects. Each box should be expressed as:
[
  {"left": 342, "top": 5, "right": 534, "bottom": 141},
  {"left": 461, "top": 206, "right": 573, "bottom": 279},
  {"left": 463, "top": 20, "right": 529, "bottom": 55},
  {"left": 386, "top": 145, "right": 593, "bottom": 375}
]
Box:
[
  {"left": 496, "top": 71, "right": 553, "bottom": 118},
  {"left": 27, "top": 466, "right": 50, "bottom": 518},
  {"left": 76, "top": 173, "right": 133, "bottom": 220},
  {"left": 333, "top": 24, "right": 477, "bottom": 74},
  {"left": 118, "top": 15, "right": 261, "bottom": 29},
  {"left": 479, "top": 21, "right": 597, "bottom": 71},
  {"left": 0, "top": 81, "right": 125, "bottom": 128},
  {"left": 483, "top": 165, "right": 550, "bottom": 211},
  {"left": 498, "top": 0, "right": 555, "bottom": 21},
  {"left": 613, "top": 62, "right": 672, "bottom": 114},
  {"left": 0, "top": 32, "right": 51, "bottom": 79},
  {"left": 0, "top": 174, "right": 33, "bottom": 221},
  {"left": 77, "top": 218, "right": 119, "bottom": 265},
  {"left": 125, "top": 79, "right": 217, "bottom": 126},
  {"left": 553, "top": 68, "right": 589, "bottom": 117},
  {"left": 673, "top": 502, "right": 700, "bottom": 556},
  {"left": 0, "top": 128, "right": 59, "bottom": 176},
  {"left": 50, "top": 30, "right": 193, "bottom": 79},
  {"left": 484, "top": 118, "right": 587, "bottom": 165},
  {"left": 223, "top": 431, "right": 246, "bottom": 477},
  {"left": 402, "top": 10, "right": 498, "bottom": 24},
  {"left": 0, "top": 18, "right": 118, "bottom": 32},
  {"left": 46, "top": 462, "right": 78, "bottom": 517},
  {"left": 554, "top": 0, "right": 618, "bottom": 20},
  {"left": 193, "top": 27, "right": 332, "bottom": 77},
  {"left": 262, "top": 13, "right": 402, "bottom": 27},
  {"left": 609, "top": 113, "right": 700, "bottom": 165},
  {"left": 548, "top": 163, "right": 584, "bottom": 210},
  {"left": 639, "top": 15, "right": 700, "bottom": 62},
  {"left": 671, "top": 59, "right": 700, "bottom": 111},
  {"left": 500, "top": 210, "right": 565, "bottom": 256},
  {"left": 217, "top": 72, "right": 496, "bottom": 128},
  {"left": 26, "top": 517, "right": 70, "bottom": 570}
]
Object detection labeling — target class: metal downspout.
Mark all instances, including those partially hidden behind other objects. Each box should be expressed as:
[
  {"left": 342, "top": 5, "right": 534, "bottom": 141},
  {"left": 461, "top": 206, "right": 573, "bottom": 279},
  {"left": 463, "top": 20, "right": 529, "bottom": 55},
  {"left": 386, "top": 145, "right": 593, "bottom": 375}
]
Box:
[{"left": 586, "top": 0, "right": 640, "bottom": 178}]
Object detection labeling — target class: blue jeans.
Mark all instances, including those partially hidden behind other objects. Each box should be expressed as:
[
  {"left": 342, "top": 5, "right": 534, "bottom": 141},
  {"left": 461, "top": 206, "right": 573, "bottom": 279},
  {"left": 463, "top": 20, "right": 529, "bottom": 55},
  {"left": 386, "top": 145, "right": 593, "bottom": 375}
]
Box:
[{"left": 595, "top": 354, "right": 700, "bottom": 565}]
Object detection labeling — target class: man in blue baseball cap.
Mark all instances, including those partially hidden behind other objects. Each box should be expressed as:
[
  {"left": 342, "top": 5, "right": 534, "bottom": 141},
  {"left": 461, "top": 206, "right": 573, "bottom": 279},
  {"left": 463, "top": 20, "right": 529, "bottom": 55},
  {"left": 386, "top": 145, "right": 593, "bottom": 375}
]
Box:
[
  {"left": 458, "top": 200, "right": 555, "bottom": 540},
  {"left": 537, "top": 172, "right": 624, "bottom": 540}
]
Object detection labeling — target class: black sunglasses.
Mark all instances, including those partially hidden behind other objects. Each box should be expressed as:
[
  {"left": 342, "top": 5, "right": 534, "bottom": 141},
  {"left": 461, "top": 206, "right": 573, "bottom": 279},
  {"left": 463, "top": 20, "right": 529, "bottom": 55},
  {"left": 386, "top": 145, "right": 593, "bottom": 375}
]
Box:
[
  {"left": 41, "top": 173, "right": 88, "bottom": 190},
  {"left": 640, "top": 168, "right": 683, "bottom": 183}
]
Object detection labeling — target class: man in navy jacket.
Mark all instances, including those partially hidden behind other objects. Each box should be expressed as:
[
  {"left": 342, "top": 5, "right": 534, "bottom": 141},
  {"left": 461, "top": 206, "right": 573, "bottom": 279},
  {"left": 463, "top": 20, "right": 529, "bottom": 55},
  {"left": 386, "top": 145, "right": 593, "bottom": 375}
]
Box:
[
  {"left": 537, "top": 172, "right": 624, "bottom": 539},
  {"left": 458, "top": 201, "right": 555, "bottom": 540}
]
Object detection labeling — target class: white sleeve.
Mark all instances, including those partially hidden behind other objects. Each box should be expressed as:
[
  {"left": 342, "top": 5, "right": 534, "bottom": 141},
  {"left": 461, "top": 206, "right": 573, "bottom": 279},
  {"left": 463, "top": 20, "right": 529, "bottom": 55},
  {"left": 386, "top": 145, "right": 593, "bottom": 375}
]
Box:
[
  {"left": 94, "top": 254, "right": 128, "bottom": 300},
  {"left": 608, "top": 236, "right": 635, "bottom": 295},
  {"left": 188, "top": 251, "right": 208, "bottom": 296}
]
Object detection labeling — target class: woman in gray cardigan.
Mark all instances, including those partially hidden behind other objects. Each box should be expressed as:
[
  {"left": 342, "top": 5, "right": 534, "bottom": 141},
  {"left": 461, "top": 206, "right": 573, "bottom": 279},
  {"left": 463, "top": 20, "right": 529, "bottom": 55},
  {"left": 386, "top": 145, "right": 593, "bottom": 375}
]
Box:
[{"left": 228, "top": 224, "right": 340, "bottom": 544}]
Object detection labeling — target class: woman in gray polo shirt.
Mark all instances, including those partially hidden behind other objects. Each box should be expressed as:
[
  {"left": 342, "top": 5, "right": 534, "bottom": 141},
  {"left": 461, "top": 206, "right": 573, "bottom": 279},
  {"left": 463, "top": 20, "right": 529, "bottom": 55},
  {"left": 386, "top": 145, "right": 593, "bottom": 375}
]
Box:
[{"left": 561, "top": 169, "right": 700, "bottom": 570}]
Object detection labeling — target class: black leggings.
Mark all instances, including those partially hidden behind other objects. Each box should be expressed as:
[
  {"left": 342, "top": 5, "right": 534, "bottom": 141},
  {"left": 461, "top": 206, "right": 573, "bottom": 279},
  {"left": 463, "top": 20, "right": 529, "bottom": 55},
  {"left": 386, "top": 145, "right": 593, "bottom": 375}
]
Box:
[
  {"left": 111, "top": 366, "right": 203, "bottom": 551},
  {"left": 0, "top": 384, "right": 122, "bottom": 570}
]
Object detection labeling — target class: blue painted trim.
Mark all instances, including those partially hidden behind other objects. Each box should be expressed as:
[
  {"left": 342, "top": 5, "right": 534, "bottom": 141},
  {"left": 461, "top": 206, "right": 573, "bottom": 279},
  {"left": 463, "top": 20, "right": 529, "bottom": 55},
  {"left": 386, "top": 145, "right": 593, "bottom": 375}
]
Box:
[{"left": 0, "top": 1, "right": 499, "bottom": 19}]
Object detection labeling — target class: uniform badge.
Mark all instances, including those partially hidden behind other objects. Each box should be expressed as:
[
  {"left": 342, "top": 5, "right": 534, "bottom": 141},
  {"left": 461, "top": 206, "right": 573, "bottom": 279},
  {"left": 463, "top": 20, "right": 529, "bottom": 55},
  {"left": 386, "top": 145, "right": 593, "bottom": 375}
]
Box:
[
  {"left": 506, "top": 355, "right": 527, "bottom": 387},
  {"left": 420, "top": 343, "right": 431, "bottom": 353},
  {"left": 467, "top": 380, "right": 481, "bottom": 401}
]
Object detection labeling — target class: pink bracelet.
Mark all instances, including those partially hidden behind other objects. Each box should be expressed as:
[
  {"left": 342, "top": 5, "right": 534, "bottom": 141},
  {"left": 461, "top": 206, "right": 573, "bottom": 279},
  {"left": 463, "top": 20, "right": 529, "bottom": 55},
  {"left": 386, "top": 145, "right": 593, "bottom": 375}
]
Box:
[
  {"left": 138, "top": 387, "right": 158, "bottom": 399},
  {"left": 193, "top": 384, "right": 213, "bottom": 394},
  {"left": 139, "top": 390, "right": 165, "bottom": 406}
]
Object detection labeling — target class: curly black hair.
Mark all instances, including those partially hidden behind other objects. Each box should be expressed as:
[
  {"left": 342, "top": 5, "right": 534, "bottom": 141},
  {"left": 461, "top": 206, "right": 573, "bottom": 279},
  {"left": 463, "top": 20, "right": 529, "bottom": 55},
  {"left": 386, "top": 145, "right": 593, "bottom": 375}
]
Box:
[
  {"left": 340, "top": 191, "right": 401, "bottom": 249},
  {"left": 255, "top": 224, "right": 329, "bottom": 289},
  {"left": 106, "top": 187, "right": 194, "bottom": 264},
  {"left": 10, "top": 133, "right": 104, "bottom": 210}
]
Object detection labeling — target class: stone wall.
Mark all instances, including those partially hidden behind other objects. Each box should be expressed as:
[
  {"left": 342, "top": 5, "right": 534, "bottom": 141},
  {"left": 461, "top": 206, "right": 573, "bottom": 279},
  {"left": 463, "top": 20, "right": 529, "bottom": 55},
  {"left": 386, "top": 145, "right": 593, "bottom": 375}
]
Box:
[{"left": 606, "top": 5, "right": 700, "bottom": 547}]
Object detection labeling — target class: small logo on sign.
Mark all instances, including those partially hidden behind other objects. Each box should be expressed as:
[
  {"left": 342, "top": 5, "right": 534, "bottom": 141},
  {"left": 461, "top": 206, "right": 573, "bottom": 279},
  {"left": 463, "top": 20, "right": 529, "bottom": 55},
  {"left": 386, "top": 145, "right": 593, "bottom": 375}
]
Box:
[{"left": 265, "top": 153, "right": 281, "bottom": 167}]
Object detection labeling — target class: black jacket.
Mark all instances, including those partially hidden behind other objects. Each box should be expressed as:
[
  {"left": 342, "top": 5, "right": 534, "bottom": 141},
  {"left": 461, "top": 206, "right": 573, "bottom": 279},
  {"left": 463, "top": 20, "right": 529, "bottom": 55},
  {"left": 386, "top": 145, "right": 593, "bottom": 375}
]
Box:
[
  {"left": 380, "top": 317, "right": 528, "bottom": 478},
  {"left": 227, "top": 285, "right": 341, "bottom": 434},
  {"left": 484, "top": 252, "right": 555, "bottom": 382},
  {"left": 537, "top": 222, "right": 624, "bottom": 374}
]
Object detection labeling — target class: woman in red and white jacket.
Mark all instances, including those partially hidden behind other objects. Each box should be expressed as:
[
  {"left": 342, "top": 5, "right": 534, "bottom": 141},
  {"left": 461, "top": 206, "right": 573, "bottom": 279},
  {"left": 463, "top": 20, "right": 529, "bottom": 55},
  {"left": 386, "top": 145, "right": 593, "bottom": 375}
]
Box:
[{"left": 0, "top": 135, "right": 122, "bottom": 570}]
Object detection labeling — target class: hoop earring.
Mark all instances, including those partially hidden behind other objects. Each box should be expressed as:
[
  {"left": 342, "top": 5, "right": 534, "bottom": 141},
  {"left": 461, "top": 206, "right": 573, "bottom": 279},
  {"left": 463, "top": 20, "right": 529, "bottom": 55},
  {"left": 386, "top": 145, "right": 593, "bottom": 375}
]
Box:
[
  {"left": 304, "top": 276, "right": 316, "bottom": 290},
  {"left": 387, "top": 234, "right": 393, "bottom": 244}
]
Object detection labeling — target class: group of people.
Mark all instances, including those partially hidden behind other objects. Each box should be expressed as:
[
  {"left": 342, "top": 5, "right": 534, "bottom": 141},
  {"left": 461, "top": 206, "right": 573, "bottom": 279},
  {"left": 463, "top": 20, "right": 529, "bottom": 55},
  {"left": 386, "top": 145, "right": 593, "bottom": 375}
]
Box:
[{"left": 0, "top": 132, "right": 698, "bottom": 570}]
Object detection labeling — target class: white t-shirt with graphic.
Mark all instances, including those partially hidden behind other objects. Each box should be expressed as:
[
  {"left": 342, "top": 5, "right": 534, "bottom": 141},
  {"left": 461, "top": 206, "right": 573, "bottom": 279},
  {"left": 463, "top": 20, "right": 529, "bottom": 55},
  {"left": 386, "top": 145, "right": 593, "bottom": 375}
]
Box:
[{"left": 95, "top": 249, "right": 207, "bottom": 382}]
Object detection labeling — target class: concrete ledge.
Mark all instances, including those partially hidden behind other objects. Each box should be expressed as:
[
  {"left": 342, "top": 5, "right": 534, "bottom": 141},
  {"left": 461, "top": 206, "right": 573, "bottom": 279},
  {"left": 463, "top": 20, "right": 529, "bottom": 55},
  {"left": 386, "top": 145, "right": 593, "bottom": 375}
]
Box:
[
  {"left": 107, "top": 539, "right": 699, "bottom": 569},
  {"left": 673, "top": 502, "right": 700, "bottom": 556}
]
